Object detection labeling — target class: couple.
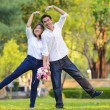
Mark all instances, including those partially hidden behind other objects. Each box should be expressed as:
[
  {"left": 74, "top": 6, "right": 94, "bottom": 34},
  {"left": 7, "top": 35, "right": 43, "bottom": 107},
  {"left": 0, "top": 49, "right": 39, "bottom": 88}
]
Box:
[{"left": 0, "top": 5, "right": 103, "bottom": 109}]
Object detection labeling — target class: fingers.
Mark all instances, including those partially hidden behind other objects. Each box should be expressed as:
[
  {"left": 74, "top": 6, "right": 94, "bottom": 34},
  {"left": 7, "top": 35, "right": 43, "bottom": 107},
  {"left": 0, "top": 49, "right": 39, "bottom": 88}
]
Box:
[
  {"left": 45, "top": 5, "right": 53, "bottom": 12},
  {"left": 33, "top": 11, "right": 40, "bottom": 15},
  {"left": 45, "top": 7, "right": 49, "bottom": 12}
]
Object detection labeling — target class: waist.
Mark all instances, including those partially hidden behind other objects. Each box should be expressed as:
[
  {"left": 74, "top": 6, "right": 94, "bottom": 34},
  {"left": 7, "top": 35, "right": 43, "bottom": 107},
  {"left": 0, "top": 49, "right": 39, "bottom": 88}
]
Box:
[
  {"left": 49, "top": 51, "right": 68, "bottom": 62},
  {"left": 27, "top": 55, "right": 42, "bottom": 62},
  {"left": 50, "top": 55, "right": 67, "bottom": 63}
]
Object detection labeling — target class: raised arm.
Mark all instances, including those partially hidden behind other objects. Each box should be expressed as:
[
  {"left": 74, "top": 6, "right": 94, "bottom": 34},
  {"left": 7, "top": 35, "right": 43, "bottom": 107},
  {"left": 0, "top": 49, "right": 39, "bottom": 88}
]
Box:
[
  {"left": 45, "top": 5, "right": 65, "bottom": 15},
  {"left": 45, "top": 5, "right": 68, "bottom": 28},
  {"left": 26, "top": 11, "right": 40, "bottom": 27}
]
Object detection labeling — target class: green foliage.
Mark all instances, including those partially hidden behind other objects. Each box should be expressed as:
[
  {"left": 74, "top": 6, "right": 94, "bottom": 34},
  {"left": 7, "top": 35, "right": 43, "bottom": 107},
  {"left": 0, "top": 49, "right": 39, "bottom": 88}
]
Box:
[
  {"left": 0, "top": 0, "right": 29, "bottom": 54},
  {"left": 0, "top": 39, "right": 26, "bottom": 79},
  {"left": 49, "top": 87, "right": 110, "bottom": 99},
  {"left": 1, "top": 0, "right": 110, "bottom": 78},
  {"left": 21, "top": 0, "right": 60, "bottom": 27},
  {"left": 92, "top": 0, "right": 110, "bottom": 26}
]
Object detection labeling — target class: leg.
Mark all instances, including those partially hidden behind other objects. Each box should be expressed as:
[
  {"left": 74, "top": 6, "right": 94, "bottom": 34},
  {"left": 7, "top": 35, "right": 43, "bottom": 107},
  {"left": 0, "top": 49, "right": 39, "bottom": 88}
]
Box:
[
  {"left": 62, "top": 56, "right": 95, "bottom": 96},
  {"left": 0, "top": 58, "right": 32, "bottom": 89},
  {"left": 50, "top": 61, "right": 63, "bottom": 108},
  {"left": 30, "top": 62, "right": 42, "bottom": 108}
]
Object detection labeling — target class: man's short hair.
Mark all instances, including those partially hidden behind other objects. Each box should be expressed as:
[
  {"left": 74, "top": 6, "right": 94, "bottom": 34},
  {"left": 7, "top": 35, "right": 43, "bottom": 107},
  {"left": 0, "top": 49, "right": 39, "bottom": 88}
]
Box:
[{"left": 41, "top": 14, "right": 52, "bottom": 23}]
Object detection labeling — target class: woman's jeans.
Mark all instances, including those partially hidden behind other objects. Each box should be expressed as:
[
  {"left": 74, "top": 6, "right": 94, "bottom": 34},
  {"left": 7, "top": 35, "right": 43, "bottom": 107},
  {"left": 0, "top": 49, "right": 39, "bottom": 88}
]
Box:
[
  {"left": 50, "top": 55, "right": 95, "bottom": 108},
  {"left": 0, "top": 55, "right": 43, "bottom": 108}
]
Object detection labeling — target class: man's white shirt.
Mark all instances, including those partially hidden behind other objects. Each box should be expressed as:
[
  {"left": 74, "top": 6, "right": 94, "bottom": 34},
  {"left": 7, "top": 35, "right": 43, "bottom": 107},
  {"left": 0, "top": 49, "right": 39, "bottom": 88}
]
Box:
[
  {"left": 41, "top": 13, "right": 68, "bottom": 61},
  {"left": 26, "top": 27, "right": 43, "bottom": 60}
]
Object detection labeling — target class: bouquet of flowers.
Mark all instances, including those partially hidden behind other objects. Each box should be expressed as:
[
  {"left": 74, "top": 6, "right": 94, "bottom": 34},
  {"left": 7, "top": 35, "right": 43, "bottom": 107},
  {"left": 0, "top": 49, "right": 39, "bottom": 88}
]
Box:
[{"left": 36, "top": 66, "right": 51, "bottom": 80}]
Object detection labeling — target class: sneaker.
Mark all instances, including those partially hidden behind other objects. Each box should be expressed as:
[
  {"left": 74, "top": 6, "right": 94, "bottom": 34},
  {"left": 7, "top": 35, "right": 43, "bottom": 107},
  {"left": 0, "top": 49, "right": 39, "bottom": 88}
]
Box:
[{"left": 92, "top": 91, "right": 103, "bottom": 98}]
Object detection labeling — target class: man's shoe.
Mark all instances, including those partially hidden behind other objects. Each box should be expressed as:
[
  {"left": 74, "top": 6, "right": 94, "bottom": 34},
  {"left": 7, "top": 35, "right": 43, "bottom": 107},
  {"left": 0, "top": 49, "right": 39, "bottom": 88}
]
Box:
[{"left": 92, "top": 91, "right": 103, "bottom": 98}]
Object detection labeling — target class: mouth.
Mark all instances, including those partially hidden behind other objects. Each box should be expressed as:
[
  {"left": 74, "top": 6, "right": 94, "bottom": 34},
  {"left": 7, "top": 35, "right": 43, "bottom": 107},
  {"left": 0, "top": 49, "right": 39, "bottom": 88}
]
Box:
[
  {"left": 35, "top": 31, "right": 41, "bottom": 35},
  {"left": 47, "top": 24, "right": 51, "bottom": 27}
]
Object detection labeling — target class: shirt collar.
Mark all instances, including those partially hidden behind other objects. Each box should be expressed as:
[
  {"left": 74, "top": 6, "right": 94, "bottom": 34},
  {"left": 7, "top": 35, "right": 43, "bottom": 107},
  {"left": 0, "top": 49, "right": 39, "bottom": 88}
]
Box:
[{"left": 45, "top": 24, "right": 55, "bottom": 32}]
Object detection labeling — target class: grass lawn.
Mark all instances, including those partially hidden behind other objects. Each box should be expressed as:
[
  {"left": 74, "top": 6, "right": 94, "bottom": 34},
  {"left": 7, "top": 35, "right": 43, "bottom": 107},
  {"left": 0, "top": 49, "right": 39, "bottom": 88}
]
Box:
[{"left": 0, "top": 96, "right": 110, "bottom": 110}]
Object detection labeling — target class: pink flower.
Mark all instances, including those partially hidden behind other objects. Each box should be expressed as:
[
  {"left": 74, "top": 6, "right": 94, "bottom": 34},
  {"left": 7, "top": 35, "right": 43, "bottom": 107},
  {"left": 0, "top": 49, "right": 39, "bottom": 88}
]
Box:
[{"left": 36, "top": 66, "right": 51, "bottom": 80}]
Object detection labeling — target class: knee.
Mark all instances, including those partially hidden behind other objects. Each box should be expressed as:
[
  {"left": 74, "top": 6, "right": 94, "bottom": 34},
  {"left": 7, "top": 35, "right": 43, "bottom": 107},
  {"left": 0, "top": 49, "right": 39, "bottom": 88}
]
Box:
[{"left": 74, "top": 72, "right": 85, "bottom": 79}]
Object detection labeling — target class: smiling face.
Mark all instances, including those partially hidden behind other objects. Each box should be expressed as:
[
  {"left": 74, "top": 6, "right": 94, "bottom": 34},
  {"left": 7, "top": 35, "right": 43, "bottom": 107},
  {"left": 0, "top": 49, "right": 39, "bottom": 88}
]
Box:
[
  {"left": 33, "top": 25, "right": 44, "bottom": 37},
  {"left": 42, "top": 17, "right": 53, "bottom": 30}
]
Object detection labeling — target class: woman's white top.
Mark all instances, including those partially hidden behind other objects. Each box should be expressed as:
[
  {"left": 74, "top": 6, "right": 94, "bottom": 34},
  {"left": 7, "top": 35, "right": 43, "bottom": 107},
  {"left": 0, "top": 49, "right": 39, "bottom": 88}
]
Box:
[{"left": 26, "top": 27, "right": 43, "bottom": 60}]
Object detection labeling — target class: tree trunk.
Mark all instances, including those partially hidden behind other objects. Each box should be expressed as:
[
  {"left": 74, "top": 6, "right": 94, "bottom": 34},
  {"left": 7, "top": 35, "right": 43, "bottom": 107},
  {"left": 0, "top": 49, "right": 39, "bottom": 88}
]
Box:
[
  {"left": 90, "top": 61, "right": 98, "bottom": 78},
  {"left": 97, "top": 35, "right": 106, "bottom": 78},
  {"left": 94, "top": 24, "right": 107, "bottom": 78}
]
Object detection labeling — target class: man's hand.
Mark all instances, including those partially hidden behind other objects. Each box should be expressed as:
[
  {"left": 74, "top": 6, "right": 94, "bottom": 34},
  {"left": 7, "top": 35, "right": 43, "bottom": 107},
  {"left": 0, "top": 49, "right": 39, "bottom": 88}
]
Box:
[
  {"left": 45, "top": 5, "right": 54, "bottom": 12},
  {"left": 45, "top": 5, "right": 65, "bottom": 15}
]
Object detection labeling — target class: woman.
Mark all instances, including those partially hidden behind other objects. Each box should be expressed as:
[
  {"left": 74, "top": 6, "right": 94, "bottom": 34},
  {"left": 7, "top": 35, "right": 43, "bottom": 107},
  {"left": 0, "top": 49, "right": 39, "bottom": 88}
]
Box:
[{"left": 0, "top": 11, "right": 44, "bottom": 109}]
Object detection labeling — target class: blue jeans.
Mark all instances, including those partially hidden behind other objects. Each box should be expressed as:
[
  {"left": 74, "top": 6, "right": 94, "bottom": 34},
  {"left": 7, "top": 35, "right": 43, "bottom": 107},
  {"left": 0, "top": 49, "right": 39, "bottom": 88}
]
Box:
[
  {"left": 50, "top": 56, "right": 95, "bottom": 107},
  {"left": 0, "top": 55, "right": 43, "bottom": 108}
]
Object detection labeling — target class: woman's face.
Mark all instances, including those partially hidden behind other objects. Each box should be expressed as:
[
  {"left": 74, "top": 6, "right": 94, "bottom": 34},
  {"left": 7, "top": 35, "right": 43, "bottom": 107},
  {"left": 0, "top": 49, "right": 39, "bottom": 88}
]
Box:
[{"left": 33, "top": 25, "right": 43, "bottom": 37}]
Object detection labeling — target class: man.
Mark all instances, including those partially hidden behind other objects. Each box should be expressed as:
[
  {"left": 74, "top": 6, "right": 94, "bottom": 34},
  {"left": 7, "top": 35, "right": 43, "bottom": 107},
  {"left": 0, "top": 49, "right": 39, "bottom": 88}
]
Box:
[{"left": 41, "top": 5, "right": 103, "bottom": 109}]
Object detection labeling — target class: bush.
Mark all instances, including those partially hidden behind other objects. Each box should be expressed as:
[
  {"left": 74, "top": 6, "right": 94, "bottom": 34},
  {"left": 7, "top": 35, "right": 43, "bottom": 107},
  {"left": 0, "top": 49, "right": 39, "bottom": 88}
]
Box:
[
  {"left": 12, "top": 81, "right": 19, "bottom": 91},
  {"left": 49, "top": 88, "right": 82, "bottom": 98},
  {"left": 49, "top": 87, "right": 110, "bottom": 99},
  {"left": 63, "top": 89, "right": 82, "bottom": 98}
]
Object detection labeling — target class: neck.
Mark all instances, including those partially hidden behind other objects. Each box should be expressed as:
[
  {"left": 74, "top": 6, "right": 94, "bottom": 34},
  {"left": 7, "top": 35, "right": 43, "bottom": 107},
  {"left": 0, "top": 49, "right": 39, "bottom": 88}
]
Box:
[
  {"left": 48, "top": 25, "right": 54, "bottom": 31},
  {"left": 36, "top": 36, "right": 40, "bottom": 40}
]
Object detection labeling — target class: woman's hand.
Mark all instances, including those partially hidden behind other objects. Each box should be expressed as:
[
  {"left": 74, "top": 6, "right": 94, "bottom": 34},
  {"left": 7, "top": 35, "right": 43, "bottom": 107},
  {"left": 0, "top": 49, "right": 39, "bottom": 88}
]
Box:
[
  {"left": 32, "top": 11, "right": 40, "bottom": 15},
  {"left": 26, "top": 11, "right": 40, "bottom": 27}
]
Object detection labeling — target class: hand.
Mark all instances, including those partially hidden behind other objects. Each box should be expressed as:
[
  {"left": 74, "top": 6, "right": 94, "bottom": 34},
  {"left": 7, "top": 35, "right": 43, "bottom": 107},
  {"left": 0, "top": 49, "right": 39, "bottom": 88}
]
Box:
[
  {"left": 45, "top": 5, "right": 54, "bottom": 12},
  {"left": 32, "top": 11, "right": 40, "bottom": 15},
  {"left": 44, "top": 64, "right": 50, "bottom": 70},
  {"left": 48, "top": 70, "right": 51, "bottom": 76}
]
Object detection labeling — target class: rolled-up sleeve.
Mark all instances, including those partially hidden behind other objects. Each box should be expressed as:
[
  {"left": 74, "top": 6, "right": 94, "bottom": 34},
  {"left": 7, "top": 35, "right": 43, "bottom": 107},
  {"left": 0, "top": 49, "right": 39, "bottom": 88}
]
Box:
[
  {"left": 26, "top": 27, "right": 34, "bottom": 39},
  {"left": 56, "top": 13, "right": 68, "bottom": 29},
  {"left": 41, "top": 33, "right": 49, "bottom": 56}
]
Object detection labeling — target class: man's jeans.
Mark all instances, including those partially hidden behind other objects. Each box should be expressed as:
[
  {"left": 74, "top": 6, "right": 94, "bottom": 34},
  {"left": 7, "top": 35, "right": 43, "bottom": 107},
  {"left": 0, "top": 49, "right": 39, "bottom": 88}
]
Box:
[
  {"left": 50, "top": 56, "right": 95, "bottom": 107},
  {"left": 0, "top": 55, "right": 43, "bottom": 108}
]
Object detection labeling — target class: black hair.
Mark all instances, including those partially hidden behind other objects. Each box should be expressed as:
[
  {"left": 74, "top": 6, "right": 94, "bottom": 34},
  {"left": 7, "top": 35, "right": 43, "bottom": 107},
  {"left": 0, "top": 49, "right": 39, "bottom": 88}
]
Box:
[
  {"left": 33, "top": 23, "right": 44, "bottom": 39},
  {"left": 41, "top": 14, "right": 52, "bottom": 23}
]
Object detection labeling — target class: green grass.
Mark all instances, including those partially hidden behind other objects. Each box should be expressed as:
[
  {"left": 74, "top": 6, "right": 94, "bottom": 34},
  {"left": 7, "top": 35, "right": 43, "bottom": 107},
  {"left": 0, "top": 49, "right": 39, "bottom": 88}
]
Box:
[{"left": 0, "top": 96, "right": 110, "bottom": 110}]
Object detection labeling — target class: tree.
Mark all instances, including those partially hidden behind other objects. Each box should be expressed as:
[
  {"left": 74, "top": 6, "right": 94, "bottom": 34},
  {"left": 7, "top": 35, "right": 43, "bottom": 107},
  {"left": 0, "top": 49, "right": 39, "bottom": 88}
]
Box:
[
  {"left": 65, "top": 0, "right": 110, "bottom": 78},
  {"left": 21, "top": 0, "right": 110, "bottom": 79},
  {"left": 0, "top": 0, "right": 29, "bottom": 54},
  {"left": 0, "top": 39, "right": 26, "bottom": 79},
  {"left": 90, "top": 0, "right": 110, "bottom": 78}
]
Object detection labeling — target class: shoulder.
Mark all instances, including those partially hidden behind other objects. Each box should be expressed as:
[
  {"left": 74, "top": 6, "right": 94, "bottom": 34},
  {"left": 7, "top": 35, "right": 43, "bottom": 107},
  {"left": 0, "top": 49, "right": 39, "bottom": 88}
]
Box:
[
  {"left": 26, "top": 26, "right": 32, "bottom": 31},
  {"left": 41, "top": 30, "right": 48, "bottom": 39},
  {"left": 54, "top": 22, "right": 59, "bottom": 27}
]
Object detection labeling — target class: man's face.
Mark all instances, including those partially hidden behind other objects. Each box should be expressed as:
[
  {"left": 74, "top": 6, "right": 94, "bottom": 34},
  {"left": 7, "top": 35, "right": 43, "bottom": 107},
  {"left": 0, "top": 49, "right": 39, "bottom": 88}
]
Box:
[{"left": 42, "top": 17, "right": 53, "bottom": 30}]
